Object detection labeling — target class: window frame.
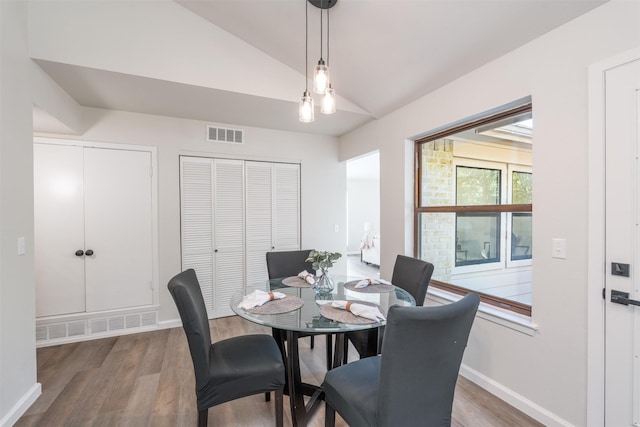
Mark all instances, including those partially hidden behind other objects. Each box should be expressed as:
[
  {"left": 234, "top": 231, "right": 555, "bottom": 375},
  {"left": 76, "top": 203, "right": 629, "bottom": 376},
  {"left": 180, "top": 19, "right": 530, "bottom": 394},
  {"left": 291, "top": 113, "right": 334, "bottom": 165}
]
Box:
[
  {"left": 506, "top": 165, "right": 532, "bottom": 268},
  {"left": 413, "top": 100, "right": 532, "bottom": 316},
  {"left": 452, "top": 159, "right": 507, "bottom": 273}
]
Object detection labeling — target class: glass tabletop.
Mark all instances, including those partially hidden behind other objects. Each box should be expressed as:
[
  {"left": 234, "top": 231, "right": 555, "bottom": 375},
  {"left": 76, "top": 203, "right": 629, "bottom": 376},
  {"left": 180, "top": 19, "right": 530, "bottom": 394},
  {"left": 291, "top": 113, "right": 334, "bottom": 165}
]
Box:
[{"left": 230, "top": 275, "right": 416, "bottom": 333}]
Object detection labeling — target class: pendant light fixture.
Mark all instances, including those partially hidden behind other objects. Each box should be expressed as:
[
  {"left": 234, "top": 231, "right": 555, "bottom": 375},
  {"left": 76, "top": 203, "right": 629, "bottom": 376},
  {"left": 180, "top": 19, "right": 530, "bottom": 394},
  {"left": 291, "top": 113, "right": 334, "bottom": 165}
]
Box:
[
  {"left": 313, "top": 0, "right": 329, "bottom": 95},
  {"left": 320, "top": 2, "right": 336, "bottom": 114},
  {"left": 299, "top": 0, "right": 337, "bottom": 122},
  {"left": 299, "top": 0, "right": 314, "bottom": 123}
]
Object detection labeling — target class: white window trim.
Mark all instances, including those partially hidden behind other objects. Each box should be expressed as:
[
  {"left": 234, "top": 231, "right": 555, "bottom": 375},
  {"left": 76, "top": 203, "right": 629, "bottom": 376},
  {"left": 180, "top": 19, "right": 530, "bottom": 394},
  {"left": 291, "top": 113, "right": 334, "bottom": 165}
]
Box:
[{"left": 427, "top": 287, "right": 538, "bottom": 335}]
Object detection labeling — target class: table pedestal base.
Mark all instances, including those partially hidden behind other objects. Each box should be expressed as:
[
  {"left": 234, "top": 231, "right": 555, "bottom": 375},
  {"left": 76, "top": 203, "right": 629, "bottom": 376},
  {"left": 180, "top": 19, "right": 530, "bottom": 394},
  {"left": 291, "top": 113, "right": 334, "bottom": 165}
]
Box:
[{"left": 273, "top": 329, "right": 345, "bottom": 426}]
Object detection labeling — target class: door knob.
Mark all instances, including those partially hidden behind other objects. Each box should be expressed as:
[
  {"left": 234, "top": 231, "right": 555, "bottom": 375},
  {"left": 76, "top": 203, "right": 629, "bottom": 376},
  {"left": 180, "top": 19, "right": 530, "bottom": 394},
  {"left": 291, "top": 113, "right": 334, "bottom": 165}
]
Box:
[
  {"left": 611, "top": 290, "right": 640, "bottom": 306},
  {"left": 85, "top": 249, "right": 94, "bottom": 256},
  {"left": 75, "top": 250, "right": 84, "bottom": 257}
]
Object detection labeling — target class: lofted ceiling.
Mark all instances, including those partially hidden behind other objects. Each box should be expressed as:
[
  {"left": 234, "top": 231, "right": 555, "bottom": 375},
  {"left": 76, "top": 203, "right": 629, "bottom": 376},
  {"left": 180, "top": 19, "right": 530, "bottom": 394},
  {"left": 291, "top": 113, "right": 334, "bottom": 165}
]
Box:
[{"left": 33, "top": 0, "right": 606, "bottom": 137}]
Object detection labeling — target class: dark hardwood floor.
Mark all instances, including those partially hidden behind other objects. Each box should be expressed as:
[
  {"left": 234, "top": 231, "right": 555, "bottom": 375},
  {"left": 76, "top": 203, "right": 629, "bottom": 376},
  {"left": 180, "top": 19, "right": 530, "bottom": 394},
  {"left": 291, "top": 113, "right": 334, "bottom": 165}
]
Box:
[{"left": 17, "top": 315, "right": 543, "bottom": 427}]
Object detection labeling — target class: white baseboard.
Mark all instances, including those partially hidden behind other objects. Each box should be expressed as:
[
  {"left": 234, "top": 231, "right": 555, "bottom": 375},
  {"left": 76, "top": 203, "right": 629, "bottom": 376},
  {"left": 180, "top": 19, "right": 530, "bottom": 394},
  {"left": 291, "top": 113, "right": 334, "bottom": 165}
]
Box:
[
  {"left": 0, "top": 383, "right": 41, "bottom": 427},
  {"left": 460, "top": 364, "right": 573, "bottom": 427},
  {"left": 36, "top": 325, "right": 159, "bottom": 348},
  {"left": 158, "top": 318, "right": 181, "bottom": 330}
]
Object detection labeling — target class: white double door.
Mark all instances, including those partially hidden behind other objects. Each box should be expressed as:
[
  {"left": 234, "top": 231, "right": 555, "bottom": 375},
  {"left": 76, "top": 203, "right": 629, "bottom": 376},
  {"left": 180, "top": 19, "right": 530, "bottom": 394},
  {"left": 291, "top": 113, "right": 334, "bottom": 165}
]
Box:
[
  {"left": 604, "top": 57, "right": 640, "bottom": 425},
  {"left": 180, "top": 157, "right": 300, "bottom": 318},
  {"left": 34, "top": 142, "right": 154, "bottom": 317}
]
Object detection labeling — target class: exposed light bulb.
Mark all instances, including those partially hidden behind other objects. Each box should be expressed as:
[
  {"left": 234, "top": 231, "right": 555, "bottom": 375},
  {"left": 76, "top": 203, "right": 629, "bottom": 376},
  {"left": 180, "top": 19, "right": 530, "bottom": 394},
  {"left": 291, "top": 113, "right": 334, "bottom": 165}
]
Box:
[
  {"left": 299, "top": 90, "right": 314, "bottom": 123},
  {"left": 321, "top": 84, "right": 336, "bottom": 114},
  {"left": 313, "top": 60, "right": 329, "bottom": 94}
]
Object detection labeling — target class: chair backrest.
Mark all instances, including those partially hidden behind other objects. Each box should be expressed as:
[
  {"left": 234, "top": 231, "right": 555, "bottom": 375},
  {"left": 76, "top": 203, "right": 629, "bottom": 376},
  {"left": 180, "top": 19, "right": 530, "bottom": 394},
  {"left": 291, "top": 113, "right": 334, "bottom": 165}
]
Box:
[
  {"left": 391, "top": 255, "right": 434, "bottom": 306},
  {"left": 266, "top": 250, "right": 314, "bottom": 279},
  {"left": 377, "top": 293, "right": 480, "bottom": 427},
  {"left": 167, "top": 269, "right": 211, "bottom": 391}
]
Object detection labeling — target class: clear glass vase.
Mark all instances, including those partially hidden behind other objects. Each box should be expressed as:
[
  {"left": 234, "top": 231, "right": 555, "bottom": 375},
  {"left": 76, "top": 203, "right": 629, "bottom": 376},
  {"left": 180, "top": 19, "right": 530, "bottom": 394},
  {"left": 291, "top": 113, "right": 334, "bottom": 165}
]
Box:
[{"left": 315, "top": 268, "right": 335, "bottom": 294}]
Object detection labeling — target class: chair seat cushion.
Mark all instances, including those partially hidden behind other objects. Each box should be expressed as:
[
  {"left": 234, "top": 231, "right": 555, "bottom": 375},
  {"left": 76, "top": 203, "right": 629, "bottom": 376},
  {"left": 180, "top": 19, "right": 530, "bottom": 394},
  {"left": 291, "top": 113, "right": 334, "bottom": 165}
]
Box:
[
  {"left": 198, "top": 334, "right": 285, "bottom": 410},
  {"left": 323, "top": 356, "right": 380, "bottom": 427}
]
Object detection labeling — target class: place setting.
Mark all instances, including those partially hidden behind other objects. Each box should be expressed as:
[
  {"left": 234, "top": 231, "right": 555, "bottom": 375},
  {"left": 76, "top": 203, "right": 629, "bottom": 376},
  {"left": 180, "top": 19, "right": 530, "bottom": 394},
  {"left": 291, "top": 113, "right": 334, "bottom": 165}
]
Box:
[
  {"left": 237, "top": 289, "right": 304, "bottom": 314},
  {"left": 280, "top": 269, "right": 316, "bottom": 288},
  {"left": 319, "top": 299, "right": 386, "bottom": 325},
  {"left": 343, "top": 277, "right": 395, "bottom": 293}
]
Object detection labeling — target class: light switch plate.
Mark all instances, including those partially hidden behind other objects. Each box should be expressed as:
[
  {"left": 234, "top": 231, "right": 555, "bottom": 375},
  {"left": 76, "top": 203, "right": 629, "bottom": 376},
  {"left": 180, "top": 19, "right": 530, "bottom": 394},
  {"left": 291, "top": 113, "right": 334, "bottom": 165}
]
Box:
[{"left": 552, "top": 238, "right": 566, "bottom": 259}]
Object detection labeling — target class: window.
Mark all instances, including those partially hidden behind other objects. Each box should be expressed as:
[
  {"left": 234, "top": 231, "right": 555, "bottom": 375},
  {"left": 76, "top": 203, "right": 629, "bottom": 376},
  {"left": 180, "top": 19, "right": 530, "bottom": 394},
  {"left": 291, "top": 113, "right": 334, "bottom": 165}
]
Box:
[{"left": 415, "top": 100, "right": 532, "bottom": 315}]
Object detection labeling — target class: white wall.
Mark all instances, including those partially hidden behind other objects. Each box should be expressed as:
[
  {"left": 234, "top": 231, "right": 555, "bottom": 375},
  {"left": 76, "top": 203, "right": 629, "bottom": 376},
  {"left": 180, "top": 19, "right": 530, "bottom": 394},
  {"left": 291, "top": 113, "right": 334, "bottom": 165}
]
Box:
[
  {"left": 347, "top": 179, "right": 380, "bottom": 253},
  {"left": 72, "top": 108, "right": 347, "bottom": 323},
  {"left": 0, "top": 2, "right": 40, "bottom": 426},
  {"left": 339, "top": 2, "right": 640, "bottom": 425}
]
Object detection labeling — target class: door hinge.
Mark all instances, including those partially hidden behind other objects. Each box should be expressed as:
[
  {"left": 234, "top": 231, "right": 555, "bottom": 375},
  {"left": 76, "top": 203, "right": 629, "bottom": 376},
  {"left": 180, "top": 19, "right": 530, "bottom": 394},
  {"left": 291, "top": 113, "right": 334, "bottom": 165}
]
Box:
[{"left": 602, "top": 288, "right": 606, "bottom": 300}]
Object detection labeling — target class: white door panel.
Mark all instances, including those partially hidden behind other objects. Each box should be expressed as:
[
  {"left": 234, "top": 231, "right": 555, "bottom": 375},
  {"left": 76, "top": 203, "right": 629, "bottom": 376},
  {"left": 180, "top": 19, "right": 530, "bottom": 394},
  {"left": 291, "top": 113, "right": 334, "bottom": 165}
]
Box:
[
  {"left": 215, "top": 251, "right": 244, "bottom": 317},
  {"left": 84, "top": 148, "right": 153, "bottom": 312},
  {"left": 246, "top": 161, "right": 273, "bottom": 251},
  {"left": 180, "top": 157, "right": 300, "bottom": 318},
  {"left": 214, "top": 159, "right": 245, "bottom": 252},
  {"left": 180, "top": 157, "right": 215, "bottom": 315},
  {"left": 605, "top": 58, "right": 640, "bottom": 426},
  {"left": 213, "top": 159, "right": 245, "bottom": 317},
  {"left": 274, "top": 163, "right": 300, "bottom": 250},
  {"left": 246, "top": 161, "right": 274, "bottom": 293},
  {"left": 34, "top": 144, "right": 86, "bottom": 317}
]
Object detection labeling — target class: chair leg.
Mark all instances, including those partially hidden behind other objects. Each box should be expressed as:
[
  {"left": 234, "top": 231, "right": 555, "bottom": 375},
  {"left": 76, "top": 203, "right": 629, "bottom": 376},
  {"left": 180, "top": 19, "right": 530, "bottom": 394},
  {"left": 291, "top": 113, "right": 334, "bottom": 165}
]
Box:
[
  {"left": 198, "top": 408, "right": 208, "bottom": 427},
  {"left": 275, "top": 388, "right": 284, "bottom": 427},
  {"left": 310, "top": 335, "right": 315, "bottom": 349},
  {"left": 265, "top": 391, "right": 270, "bottom": 402},
  {"left": 325, "top": 402, "right": 336, "bottom": 427},
  {"left": 343, "top": 334, "right": 349, "bottom": 363}
]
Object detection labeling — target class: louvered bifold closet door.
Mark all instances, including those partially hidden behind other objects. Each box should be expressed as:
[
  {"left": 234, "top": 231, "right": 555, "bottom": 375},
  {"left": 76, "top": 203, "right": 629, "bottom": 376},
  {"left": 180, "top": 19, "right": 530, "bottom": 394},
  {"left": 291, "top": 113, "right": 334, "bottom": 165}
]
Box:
[
  {"left": 245, "top": 162, "right": 273, "bottom": 293},
  {"left": 273, "top": 163, "right": 301, "bottom": 250},
  {"left": 180, "top": 157, "right": 215, "bottom": 316},
  {"left": 213, "top": 159, "right": 246, "bottom": 317}
]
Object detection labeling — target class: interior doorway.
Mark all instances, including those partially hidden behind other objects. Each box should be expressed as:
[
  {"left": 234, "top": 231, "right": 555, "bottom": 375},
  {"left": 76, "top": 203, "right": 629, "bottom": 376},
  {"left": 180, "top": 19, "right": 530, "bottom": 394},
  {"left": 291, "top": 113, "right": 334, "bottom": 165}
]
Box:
[{"left": 346, "top": 151, "right": 380, "bottom": 278}]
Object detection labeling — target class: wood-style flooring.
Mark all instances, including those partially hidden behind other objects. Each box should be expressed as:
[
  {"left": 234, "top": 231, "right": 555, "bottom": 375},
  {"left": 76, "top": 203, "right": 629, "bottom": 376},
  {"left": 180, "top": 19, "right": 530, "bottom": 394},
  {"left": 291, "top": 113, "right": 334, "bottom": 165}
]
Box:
[{"left": 17, "top": 315, "right": 544, "bottom": 427}]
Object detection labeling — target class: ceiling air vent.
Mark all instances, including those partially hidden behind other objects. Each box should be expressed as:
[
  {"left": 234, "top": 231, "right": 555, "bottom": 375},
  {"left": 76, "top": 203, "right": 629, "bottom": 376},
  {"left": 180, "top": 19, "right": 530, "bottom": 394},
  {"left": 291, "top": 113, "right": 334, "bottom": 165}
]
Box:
[{"left": 207, "top": 125, "right": 244, "bottom": 144}]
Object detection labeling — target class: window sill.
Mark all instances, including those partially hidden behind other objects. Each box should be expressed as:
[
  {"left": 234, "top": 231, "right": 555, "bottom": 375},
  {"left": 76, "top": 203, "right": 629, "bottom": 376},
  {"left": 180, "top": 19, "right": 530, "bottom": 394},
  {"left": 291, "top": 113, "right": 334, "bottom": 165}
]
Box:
[{"left": 425, "top": 288, "right": 538, "bottom": 336}]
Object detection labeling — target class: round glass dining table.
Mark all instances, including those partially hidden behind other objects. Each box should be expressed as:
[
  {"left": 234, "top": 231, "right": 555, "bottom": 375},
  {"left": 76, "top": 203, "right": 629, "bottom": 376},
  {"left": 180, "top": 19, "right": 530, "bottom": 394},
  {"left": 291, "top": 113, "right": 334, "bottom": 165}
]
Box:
[{"left": 230, "top": 275, "right": 415, "bottom": 427}]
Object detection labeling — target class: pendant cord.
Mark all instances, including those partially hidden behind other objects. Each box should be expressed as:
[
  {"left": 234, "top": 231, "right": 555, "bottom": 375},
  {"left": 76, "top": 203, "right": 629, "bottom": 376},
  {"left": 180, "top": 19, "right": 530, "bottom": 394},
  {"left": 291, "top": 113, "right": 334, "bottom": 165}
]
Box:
[
  {"left": 305, "top": 0, "right": 308, "bottom": 91},
  {"left": 327, "top": 4, "right": 330, "bottom": 66},
  {"left": 320, "top": 0, "right": 324, "bottom": 59}
]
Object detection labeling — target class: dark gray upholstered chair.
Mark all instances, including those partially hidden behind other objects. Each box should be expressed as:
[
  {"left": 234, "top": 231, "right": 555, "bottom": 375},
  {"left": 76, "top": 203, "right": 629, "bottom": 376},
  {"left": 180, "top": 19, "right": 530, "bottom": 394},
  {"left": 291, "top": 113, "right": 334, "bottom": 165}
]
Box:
[
  {"left": 266, "top": 250, "right": 334, "bottom": 371},
  {"left": 345, "top": 255, "right": 435, "bottom": 359},
  {"left": 266, "top": 249, "right": 316, "bottom": 282},
  {"left": 168, "top": 269, "right": 285, "bottom": 427},
  {"left": 323, "top": 293, "right": 480, "bottom": 427}
]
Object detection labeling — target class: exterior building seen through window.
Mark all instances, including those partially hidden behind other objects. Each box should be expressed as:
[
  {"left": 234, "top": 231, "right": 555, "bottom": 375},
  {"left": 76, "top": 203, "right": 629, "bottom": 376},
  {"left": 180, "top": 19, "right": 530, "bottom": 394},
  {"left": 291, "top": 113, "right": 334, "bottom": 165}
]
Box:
[{"left": 415, "top": 101, "right": 532, "bottom": 316}]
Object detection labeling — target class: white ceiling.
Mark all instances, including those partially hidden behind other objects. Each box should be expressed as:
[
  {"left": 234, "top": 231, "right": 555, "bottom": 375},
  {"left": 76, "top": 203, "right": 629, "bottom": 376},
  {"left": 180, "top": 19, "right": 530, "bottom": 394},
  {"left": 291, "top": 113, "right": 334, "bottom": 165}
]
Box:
[{"left": 33, "top": 0, "right": 606, "bottom": 137}]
